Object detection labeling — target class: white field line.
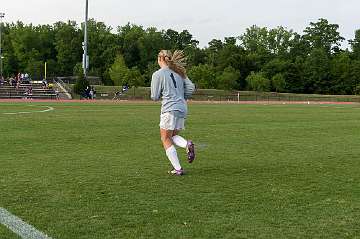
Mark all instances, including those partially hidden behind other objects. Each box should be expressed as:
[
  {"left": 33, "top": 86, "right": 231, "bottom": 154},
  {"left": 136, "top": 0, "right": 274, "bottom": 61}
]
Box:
[
  {"left": 2, "top": 106, "right": 54, "bottom": 115},
  {"left": 0, "top": 207, "right": 53, "bottom": 239}
]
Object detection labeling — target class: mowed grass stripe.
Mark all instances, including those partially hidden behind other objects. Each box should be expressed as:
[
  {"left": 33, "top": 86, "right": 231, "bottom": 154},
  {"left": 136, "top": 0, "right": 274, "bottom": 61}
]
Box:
[
  {"left": 0, "top": 102, "right": 359, "bottom": 238},
  {"left": 0, "top": 223, "right": 19, "bottom": 239}
]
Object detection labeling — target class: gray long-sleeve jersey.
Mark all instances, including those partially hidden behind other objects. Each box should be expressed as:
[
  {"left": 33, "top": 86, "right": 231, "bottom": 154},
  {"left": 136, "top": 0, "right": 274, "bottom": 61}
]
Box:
[{"left": 151, "top": 67, "right": 195, "bottom": 118}]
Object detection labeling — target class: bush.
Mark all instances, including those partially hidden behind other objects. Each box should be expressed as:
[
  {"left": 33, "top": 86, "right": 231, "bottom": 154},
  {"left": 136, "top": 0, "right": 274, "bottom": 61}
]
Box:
[{"left": 246, "top": 72, "right": 270, "bottom": 92}]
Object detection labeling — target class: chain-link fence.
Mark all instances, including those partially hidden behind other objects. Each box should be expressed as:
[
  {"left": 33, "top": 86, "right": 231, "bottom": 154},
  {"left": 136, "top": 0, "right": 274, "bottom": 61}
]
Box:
[{"left": 92, "top": 88, "right": 360, "bottom": 103}]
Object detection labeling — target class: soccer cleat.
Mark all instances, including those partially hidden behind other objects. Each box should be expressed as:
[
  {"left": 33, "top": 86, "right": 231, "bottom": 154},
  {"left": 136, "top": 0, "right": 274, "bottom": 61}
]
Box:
[
  {"left": 168, "top": 168, "right": 185, "bottom": 176},
  {"left": 186, "top": 140, "right": 196, "bottom": 163}
]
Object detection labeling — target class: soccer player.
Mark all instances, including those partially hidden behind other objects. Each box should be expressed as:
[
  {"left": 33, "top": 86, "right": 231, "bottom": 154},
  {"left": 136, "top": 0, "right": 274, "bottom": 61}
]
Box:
[{"left": 151, "top": 50, "right": 196, "bottom": 176}]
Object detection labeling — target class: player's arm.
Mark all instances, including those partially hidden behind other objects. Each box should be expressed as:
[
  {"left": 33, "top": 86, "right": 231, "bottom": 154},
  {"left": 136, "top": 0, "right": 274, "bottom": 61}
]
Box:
[
  {"left": 184, "top": 77, "right": 195, "bottom": 99},
  {"left": 151, "top": 72, "right": 162, "bottom": 101}
]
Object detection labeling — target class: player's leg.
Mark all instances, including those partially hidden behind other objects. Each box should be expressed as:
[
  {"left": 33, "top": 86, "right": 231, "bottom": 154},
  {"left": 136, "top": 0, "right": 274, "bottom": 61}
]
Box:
[
  {"left": 160, "top": 113, "right": 183, "bottom": 175},
  {"left": 172, "top": 130, "right": 188, "bottom": 148},
  {"left": 172, "top": 119, "right": 196, "bottom": 163}
]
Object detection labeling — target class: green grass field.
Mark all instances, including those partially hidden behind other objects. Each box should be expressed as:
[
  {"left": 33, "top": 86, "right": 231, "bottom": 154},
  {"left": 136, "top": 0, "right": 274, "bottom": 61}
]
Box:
[{"left": 0, "top": 102, "right": 360, "bottom": 238}]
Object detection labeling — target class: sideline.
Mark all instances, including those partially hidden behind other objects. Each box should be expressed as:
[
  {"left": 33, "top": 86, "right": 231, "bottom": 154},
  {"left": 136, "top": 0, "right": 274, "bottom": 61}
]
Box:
[
  {"left": 2, "top": 106, "right": 55, "bottom": 115},
  {"left": 0, "top": 207, "right": 53, "bottom": 239}
]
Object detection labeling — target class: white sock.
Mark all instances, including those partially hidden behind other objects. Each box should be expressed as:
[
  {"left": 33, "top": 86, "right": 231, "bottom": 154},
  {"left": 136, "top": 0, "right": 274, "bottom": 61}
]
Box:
[
  {"left": 165, "top": 145, "right": 182, "bottom": 170},
  {"left": 172, "top": 135, "right": 188, "bottom": 148}
]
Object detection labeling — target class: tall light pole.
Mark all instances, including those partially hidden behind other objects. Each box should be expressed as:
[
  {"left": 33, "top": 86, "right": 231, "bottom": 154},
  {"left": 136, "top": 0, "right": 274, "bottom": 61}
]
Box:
[
  {"left": 0, "top": 12, "right": 5, "bottom": 79},
  {"left": 82, "top": 0, "right": 89, "bottom": 80}
]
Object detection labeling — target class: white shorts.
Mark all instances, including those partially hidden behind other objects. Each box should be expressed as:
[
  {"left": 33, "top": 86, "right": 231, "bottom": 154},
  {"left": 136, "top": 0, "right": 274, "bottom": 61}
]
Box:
[{"left": 159, "top": 112, "right": 185, "bottom": 130}]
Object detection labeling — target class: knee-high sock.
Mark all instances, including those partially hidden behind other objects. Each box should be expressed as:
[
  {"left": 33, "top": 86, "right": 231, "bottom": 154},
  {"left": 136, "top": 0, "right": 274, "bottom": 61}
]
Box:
[
  {"left": 172, "top": 135, "right": 187, "bottom": 149},
  {"left": 166, "top": 145, "right": 182, "bottom": 170}
]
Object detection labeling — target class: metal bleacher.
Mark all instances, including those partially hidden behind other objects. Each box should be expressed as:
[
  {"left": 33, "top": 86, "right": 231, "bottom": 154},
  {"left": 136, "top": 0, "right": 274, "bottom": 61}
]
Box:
[{"left": 0, "top": 82, "right": 58, "bottom": 99}]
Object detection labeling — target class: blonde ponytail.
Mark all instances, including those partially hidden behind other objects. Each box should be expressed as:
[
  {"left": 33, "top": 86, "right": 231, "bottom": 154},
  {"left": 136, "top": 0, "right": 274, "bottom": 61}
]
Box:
[{"left": 158, "top": 50, "right": 187, "bottom": 79}]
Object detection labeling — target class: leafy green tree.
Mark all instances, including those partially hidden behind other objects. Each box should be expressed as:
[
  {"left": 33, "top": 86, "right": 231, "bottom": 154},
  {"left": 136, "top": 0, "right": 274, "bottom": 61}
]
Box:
[
  {"left": 164, "top": 29, "right": 199, "bottom": 49},
  {"left": 240, "top": 25, "right": 269, "bottom": 54},
  {"left": 25, "top": 59, "right": 44, "bottom": 80},
  {"left": 109, "top": 54, "right": 129, "bottom": 86},
  {"left": 215, "top": 37, "right": 243, "bottom": 71},
  {"left": 239, "top": 26, "right": 272, "bottom": 72},
  {"left": 54, "top": 21, "right": 82, "bottom": 76},
  {"left": 271, "top": 73, "right": 286, "bottom": 92},
  {"left": 246, "top": 71, "right": 270, "bottom": 92},
  {"left": 350, "top": 60, "right": 360, "bottom": 94},
  {"left": 289, "top": 33, "right": 311, "bottom": 59},
  {"left": 24, "top": 49, "right": 43, "bottom": 80},
  {"left": 2, "top": 18, "right": 360, "bottom": 95},
  {"left": 205, "top": 39, "right": 224, "bottom": 67},
  {"left": 216, "top": 66, "right": 240, "bottom": 90},
  {"left": 118, "top": 23, "right": 144, "bottom": 69},
  {"left": 85, "top": 19, "right": 119, "bottom": 79},
  {"left": 284, "top": 57, "right": 306, "bottom": 93},
  {"left": 137, "top": 27, "right": 166, "bottom": 71},
  {"left": 330, "top": 52, "right": 352, "bottom": 94},
  {"left": 178, "top": 30, "right": 199, "bottom": 48},
  {"left": 184, "top": 45, "right": 206, "bottom": 67},
  {"left": 73, "top": 62, "right": 83, "bottom": 77},
  {"left": 349, "top": 29, "right": 360, "bottom": 60},
  {"left": 188, "top": 64, "right": 216, "bottom": 89},
  {"left": 126, "top": 67, "right": 145, "bottom": 87},
  {"left": 144, "top": 61, "right": 159, "bottom": 86},
  {"left": 303, "top": 18, "right": 345, "bottom": 54},
  {"left": 267, "top": 27, "right": 294, "bottom": 57},
  {"left": 262, "top": 58, "right": 290, "bottom": 78},
  {"left": 303, "top": 48, "right": 331, "bottom": 93},
  {"left": 2, "top": 23, "right": 19, "bottom": 76},
  {"left": 8, "top": 22, "right": 56, "bottom": 77},
  {"left": 45, "top": 59, "right": 57, "bottom": 78}
]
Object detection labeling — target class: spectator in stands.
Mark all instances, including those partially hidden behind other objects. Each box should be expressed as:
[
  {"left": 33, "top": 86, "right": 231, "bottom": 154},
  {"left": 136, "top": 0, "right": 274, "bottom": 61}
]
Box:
[
  {"left": 0, "top": 76, "right": 4, "bottom": 86},
  {"left": 23, "top": 85, "right": 32, "bottom": 99},
  {"left": 42, "top": 79, "right": 48, "bottom": 89},
  {"left": 16, "top": 80, "right": 20, "bottom": 89},
  {"left": 10, "top": 76, "right": 16, "bottom": 87},
  {"left": 23, "top": 73, "right": 30, "bottom": 84},
  {"left": 16, "top": 73, "right": 20, "bottom": 82}
]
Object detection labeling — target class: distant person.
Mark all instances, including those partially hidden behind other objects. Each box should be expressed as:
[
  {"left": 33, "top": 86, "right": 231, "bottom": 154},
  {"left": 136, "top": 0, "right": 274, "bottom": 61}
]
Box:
[
  {"left": 24, "top": 85, "right": 32, "bottom": 99},
  {"left": 122, "top": 84, "right": 129, "bottom": 92},
  {"left": 113, "top": 85, "right": 128, "bottom": 100},
  {"left": 42, "top": 79, "right": 48, "bottom": 89},
  {"left": 90, "top": 87, "right": 96, "bottom": 99},
  {"left": 10, "top": 77, "right": 16, "bottom": 87},
  {"left": 90, "top": 87, "right": 94, "bottom": 99},
  {"left": 151, "top": 50, "right": 196, "bottom": 176},
  {"left": 85, "top": 86, "right": 91, "bottom": 99}
]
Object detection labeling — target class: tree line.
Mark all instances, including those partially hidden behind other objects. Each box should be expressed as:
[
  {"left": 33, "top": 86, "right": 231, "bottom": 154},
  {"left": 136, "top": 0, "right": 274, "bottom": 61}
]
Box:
[{"left": 1, "top": 18, "right": 360, "bottom": 94}]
